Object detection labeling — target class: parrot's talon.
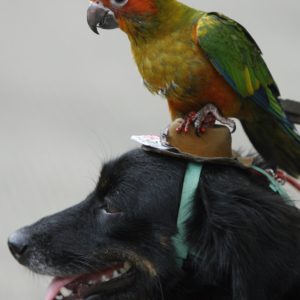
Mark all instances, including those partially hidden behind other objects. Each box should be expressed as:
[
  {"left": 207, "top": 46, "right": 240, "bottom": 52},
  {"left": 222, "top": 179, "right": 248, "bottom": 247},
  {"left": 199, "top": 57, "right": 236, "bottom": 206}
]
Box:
[
  {"left": 194, "top": 104, "right": 236, "bottom": 134},
  {"left": 184, "top": 117, "right": 192, "bottom": 133},
  {"left": 175, "top": 112, "right": 197, "bottom": 134},
  {"left": 230, "top": 122, "right": 237, "bottom": 134},
  {"left": 177, "top": 104, "right": 236, "bottom": 135}
]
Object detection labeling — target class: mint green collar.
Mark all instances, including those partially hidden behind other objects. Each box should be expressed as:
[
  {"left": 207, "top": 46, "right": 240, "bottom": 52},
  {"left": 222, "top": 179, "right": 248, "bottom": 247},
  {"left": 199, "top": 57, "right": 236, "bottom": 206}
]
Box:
[
  {"left": 251, "top": 165, "right": 292, "bottom": 204},
  {"left": 173, "top": 163, "right": 203, "bottom": 266},
  {"left": 173, "top": 162, "right": 291, "bottom": 268}
]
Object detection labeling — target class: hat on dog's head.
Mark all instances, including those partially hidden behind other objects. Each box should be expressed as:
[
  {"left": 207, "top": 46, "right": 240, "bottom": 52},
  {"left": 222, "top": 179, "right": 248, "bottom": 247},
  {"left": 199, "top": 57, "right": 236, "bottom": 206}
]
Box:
[
  {"left": 167, "top": 119, "right": 256, "bottom": 166},
  {"left": 132, "top": 119, "right": 258, "bottom": 168},
  {"left": 167, "top": 119, "right": 232, "bottom": 158}
]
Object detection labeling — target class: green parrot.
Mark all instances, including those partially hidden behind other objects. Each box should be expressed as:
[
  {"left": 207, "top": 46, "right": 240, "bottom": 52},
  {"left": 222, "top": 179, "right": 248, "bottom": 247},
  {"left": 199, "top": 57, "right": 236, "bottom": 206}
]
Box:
[{"left": 87, "top": 0, "right": 300, "bottom": 176}]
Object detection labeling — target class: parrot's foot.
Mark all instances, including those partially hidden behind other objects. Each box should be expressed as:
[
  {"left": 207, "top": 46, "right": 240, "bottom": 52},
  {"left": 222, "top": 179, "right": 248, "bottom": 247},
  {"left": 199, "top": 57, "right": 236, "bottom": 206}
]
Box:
[{"left": 176, "top": 104, "right": 236, "bottom": 135}]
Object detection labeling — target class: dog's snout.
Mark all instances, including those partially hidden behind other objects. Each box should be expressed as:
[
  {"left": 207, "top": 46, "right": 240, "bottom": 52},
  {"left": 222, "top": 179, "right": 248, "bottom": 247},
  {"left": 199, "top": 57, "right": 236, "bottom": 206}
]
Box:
[{"left": 8, "top": 229, "right": 29, "bottom": 261}]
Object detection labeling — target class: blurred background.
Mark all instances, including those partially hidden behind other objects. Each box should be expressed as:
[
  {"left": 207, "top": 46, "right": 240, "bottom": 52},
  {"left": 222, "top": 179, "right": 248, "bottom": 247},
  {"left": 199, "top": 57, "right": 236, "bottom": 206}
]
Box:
[{"left": 0, "top": 0, "right": 299, "bottom": 299}]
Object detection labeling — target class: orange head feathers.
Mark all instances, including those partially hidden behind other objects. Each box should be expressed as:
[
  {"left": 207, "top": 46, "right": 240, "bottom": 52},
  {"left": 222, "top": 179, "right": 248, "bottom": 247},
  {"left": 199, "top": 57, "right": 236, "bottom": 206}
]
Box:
[
  {"left": 92, "top": 0, "right": 157, "bottom": 17},
  {"left": 88, "top": 0, "right": 180, "bottom": 38}
]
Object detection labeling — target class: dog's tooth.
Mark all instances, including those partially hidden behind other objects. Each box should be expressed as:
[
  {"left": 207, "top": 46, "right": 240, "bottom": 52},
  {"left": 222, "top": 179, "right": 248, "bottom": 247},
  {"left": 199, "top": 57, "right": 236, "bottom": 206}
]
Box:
[
  {"left": 88, "top": 280, "right": 96, "bottom": 285},
  {"left": 101, "top": 275, "right": 110, "bottom": 282},
  {"left": 55, "top": 296, "right": 63, "bottom": 300},
  {"left": 124, "top": 261, "right": 131, "bottom": 271},
  {"left": 60, "top": 287, "right": 72, "bottom": 297},
  {"left": 119, "top": 268, "right": 127, "bottom": 274},
  {"left": 112, "top": 270, "right": 120, "bottom": 279}
]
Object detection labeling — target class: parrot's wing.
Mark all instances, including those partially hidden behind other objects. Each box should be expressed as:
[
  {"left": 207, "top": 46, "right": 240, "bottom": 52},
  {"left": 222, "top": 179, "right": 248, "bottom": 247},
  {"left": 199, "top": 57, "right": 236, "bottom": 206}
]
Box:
[{"left": 196, "top": 12, "right": 293, "bottom": 129}]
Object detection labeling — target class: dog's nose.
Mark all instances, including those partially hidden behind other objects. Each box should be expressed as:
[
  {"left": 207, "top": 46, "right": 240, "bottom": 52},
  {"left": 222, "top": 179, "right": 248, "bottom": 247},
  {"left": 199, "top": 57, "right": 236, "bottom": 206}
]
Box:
[{"left": 8, "top": 229, "right": 29, "bottom": 261}]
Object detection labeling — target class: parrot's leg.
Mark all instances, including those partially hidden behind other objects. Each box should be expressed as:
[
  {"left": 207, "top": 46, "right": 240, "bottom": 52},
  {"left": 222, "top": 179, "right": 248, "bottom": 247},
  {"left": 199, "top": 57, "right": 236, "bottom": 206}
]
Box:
[
  {"left": 193, "top": 104, "right": 236, "bottom": 133},
  {"left": 176, "top": 104, "right": 236, "bottom": 135}
]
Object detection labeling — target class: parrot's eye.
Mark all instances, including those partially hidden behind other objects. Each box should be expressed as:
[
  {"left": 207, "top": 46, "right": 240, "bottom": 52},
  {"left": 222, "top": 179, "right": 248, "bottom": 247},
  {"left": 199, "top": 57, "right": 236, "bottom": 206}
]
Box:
[{"left": 110, "top": 0, "right": 128, "bottom": 8}]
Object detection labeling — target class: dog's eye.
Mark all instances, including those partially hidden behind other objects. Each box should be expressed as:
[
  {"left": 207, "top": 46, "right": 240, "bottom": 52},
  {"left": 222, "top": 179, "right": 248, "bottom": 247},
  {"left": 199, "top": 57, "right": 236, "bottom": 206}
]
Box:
[
  {"left": 104, "top": 202, "right": 122, "bottom": 214},
  {"left": 93, "top": 196, "right": 122, "bottom": 216}
]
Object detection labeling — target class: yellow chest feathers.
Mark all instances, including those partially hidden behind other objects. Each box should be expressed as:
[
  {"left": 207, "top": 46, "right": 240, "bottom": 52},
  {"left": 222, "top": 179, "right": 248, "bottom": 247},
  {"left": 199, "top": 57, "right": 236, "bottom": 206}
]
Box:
[{"left": 131, "top": 28, "right": 210, "bottom": 99}]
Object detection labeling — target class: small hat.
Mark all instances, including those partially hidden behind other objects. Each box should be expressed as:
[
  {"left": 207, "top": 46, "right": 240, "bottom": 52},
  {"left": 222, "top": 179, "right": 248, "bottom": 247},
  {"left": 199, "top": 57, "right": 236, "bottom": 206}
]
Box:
[{"left": 167, "top": 119, "right": 232, "bottom": 158}]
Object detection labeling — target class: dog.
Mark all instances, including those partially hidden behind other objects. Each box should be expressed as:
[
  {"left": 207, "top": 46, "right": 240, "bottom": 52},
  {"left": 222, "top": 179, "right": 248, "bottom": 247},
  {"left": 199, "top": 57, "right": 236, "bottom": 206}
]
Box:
[{"left": 8, "top": 149, "right": 300, "bottom": 300}]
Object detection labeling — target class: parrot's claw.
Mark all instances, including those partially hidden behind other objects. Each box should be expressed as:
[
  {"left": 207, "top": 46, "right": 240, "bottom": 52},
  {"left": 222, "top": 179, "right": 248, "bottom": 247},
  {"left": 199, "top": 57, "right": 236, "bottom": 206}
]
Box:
[{"left": 176, "top": 104, "right": 236, "bottom": 135}]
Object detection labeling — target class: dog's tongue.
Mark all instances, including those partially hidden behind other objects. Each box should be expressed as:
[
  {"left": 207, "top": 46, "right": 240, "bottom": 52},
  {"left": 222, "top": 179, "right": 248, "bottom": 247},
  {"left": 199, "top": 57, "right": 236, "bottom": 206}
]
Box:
[{"left": 45, "top": 276, "right": 78, "bottom": 300}]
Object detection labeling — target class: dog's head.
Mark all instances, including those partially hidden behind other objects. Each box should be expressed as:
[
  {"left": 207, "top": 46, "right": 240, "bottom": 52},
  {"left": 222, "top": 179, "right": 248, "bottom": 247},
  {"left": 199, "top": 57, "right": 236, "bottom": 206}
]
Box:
[
  {"left": 8, "top": 149, "right": 300, "bottom": 300},
  {"left": 8, "top": 150, "right": 186, "bottom": 300}
]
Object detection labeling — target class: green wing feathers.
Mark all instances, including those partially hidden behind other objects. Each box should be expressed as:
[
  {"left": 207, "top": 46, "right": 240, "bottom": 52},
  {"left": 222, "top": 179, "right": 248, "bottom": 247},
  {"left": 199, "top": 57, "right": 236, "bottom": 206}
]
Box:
[
  {"left": 196, "top": 12, "right": 292, "bottom": 128},
  {"left": 196, "top": 12, "right": 300, "bottom": 175}
]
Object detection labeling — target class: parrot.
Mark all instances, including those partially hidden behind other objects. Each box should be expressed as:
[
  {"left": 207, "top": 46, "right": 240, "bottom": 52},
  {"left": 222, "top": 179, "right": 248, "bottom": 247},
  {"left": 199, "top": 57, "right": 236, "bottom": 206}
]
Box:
[{"left": 87, "top": 0, "right": 300, "bottom": 176}]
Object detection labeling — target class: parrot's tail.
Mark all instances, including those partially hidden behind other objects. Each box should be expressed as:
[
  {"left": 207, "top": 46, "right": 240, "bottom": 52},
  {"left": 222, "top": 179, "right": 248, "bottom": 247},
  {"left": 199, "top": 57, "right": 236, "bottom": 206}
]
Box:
[
  {"left": 241, "top": 113, "right": 300, "bottom": 177},
  {"left": 280, "top": 99, "right": 300, "bottom": 125}
]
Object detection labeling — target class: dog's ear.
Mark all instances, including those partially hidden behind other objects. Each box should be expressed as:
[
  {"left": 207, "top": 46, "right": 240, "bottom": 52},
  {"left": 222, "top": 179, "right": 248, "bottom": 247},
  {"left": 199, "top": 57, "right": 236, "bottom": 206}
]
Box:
[{"left": 185, "top": 164, "right": 300, "bottom": 300}]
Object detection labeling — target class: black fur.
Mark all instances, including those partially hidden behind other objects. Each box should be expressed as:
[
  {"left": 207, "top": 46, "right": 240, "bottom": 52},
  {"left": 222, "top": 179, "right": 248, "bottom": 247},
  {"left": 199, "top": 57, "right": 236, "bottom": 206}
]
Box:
[{"left": 8, "top": 149, "right": 300, "bottom": 300}]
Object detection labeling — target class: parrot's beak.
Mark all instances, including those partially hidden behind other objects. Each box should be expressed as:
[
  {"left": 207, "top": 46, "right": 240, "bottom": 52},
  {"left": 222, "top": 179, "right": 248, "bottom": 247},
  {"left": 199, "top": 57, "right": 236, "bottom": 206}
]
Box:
[{"left": 87, "top": 2, "right": 119, "bottom": 34}]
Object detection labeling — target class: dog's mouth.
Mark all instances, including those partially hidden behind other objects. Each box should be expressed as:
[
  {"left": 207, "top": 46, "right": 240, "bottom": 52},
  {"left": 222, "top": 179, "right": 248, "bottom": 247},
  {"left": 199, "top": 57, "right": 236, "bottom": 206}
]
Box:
[{"left": 46, "top": 261, "right": 133, "bottom": 300}]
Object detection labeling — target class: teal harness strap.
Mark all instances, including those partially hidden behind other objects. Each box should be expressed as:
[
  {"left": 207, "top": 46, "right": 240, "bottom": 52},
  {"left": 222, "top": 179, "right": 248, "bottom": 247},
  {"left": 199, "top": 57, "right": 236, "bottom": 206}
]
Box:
[
  {"left": 173, "top": 162, "right": 292, "bottom": 268},
  {"left": 173, "top": 162, "right": 203, "bottom": 266},
  {"left": 251, "top": 166, "right": 292, "bottom": 204}
]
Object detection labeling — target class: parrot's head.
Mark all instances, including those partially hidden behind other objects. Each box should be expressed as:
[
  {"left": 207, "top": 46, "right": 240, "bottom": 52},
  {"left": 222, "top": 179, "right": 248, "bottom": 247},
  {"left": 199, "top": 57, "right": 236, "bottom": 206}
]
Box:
[{"left": 87, "top": 0, "right": 173, "bottom": 36}]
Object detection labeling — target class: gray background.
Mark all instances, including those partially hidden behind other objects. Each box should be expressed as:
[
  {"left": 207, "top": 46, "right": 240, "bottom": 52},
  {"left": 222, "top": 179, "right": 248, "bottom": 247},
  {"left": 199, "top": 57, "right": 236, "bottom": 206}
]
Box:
[{"left": 0, "top": 0, "right": 299, "bottom": 299}]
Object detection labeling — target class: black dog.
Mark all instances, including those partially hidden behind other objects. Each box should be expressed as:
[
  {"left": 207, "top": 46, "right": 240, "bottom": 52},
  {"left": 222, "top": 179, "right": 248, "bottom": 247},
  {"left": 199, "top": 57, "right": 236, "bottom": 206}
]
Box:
[{"left": 8, "top": 149, "right": 300, "bottom": 300}]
